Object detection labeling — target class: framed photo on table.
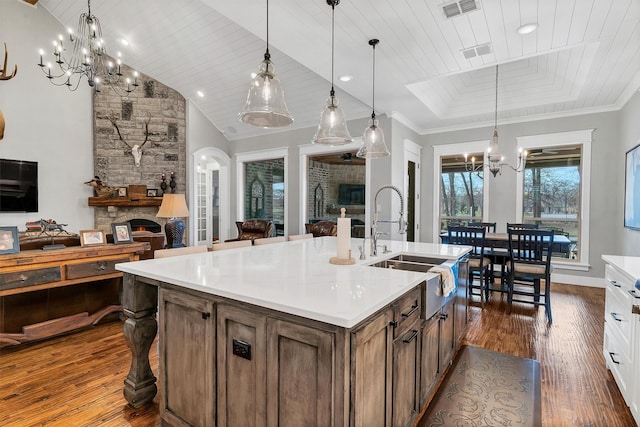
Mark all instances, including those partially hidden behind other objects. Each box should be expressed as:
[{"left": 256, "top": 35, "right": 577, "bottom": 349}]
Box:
[
  {"left": 625, "top": 142, "right": 640, "bottom": 230},
  {"left": 117, "top": 187, "right": 128, "bottom": 197},
  {"left": 146, "top": 188, "right": 158, "bottom": 197},
  {"left": 79, "top": 229, "right": 106, "bottom": 247},
  {"left": 0, "top": 226, "right": 19, "bottom": 254},
  {"left": 111, "top": 222, "right": 134, "bottom": 244}
]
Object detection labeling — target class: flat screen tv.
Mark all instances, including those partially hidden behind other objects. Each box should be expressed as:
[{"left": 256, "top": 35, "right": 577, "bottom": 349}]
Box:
[
  {"left": 0, "top": 158, "right": 38, "bottom": 212},
  {"left": 338, "top": 184, "right": 365, "bottom": 205}
]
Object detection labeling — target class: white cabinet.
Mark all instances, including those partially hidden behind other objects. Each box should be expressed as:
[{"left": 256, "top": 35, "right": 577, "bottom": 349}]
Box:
[{"left": 602, "top": 255, "right": 640, "bottom": 425}]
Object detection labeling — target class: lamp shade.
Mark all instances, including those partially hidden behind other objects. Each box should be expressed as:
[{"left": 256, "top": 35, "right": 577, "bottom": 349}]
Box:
[
  {"left": 157, "top": 194, "right": 190, "bottom": 218},
  {"left": 312, "top": 94, "right": 353, "bottom": 145},
  {"left": 238, "top": 58, "right": 293, "bottom": 128},
  {"left": 357, "top": 116, "right": 390, "bottom": 159}
]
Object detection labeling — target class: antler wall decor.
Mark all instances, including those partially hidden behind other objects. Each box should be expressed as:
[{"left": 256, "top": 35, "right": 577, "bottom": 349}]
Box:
[
  {"left": 1, "top": 42, "right": 17, "bottom": 81},
  {"left": 108, "top": 114, "right": 151, "bottom": 167},
  {"left": 0, "top": 42, "right": 17, "bottom": 140}
]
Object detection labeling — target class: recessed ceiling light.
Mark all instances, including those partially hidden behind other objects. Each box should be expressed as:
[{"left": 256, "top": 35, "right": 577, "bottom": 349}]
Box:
[
  {"left": 517, "top": 23, "right": 538, "bottom": 35},
  {"left": 120, "top": 38, "right": 129, "bottom": 46},
  {"left": 339, "top": 75, "right": 353, "bottom": 82},
  {"left": 196, "top": 90, "right": 205, "bottom": 98}
]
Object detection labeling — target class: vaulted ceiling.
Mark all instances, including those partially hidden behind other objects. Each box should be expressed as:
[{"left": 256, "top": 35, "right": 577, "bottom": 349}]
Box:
[{"left": 37, "top": 0, "right": 640, "bottom": 141}]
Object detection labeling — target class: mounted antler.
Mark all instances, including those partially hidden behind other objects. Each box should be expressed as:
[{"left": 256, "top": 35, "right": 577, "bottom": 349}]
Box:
[
  {"left": 0, "top": 43, "right": 17, "bottom": 81},
  {"left": 109, "top": 114, "right": 151, "bottom": 167}
]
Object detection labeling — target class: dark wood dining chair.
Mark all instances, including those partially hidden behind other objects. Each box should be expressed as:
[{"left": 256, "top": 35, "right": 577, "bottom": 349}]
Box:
[
  {"left": 506, "top": 228, "right": 554, "bottom": 323},
  {"left": 448, "top": 226, "right": 492, "bottom": 307}
]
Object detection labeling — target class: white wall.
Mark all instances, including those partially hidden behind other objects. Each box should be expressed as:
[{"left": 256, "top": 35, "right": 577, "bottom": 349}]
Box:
[
  {"left": 620, "top": 90, "right": 640, "bottom": 256},
  {"left": 0, "top": 1, "right": 94, "bottom": 232}
]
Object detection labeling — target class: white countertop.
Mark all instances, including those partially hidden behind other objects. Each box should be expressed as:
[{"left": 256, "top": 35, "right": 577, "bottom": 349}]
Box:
[
  {"left": 116, "top": 237, "right": 470, "bottom": 328},
  {"left": 602, "top": 255, "right": 640, "bottom": 284}
]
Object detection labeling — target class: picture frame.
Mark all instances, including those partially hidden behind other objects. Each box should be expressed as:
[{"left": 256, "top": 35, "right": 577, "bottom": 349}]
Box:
[
  {"left": 625, "top": 142, "right": 640, "bottom": 230},
  {"left": 146, "top": 188, "right": 158, "bottom": 197},
  {"left": 111, "top": 222, "right": 134, "bottom": 244},
  {"left": 0, "top": 226, "right": 20, "bottom": 255},
  {"left": 79, "top": 229, "right": 106, "bottom": 247},
  {"left": 117, "top": 187, "right": 128, "bottom": 197}
]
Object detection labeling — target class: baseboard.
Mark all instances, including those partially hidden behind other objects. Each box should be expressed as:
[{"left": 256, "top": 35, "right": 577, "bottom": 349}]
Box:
[{"left": 551, "top": 273, "right": 605, "bottom": 288}]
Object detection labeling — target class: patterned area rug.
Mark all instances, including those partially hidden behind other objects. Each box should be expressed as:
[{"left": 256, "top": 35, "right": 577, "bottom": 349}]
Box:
[{"left": 422, "top": 345, "right": 541, "bottom": 427}]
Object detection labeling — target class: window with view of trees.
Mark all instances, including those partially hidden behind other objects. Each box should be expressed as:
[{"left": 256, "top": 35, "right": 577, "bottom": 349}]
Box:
[
  {"left": 439, "top": 154, "right": 484, "bottom": 232},
  {"left": 521, "top": 145, "right": 581, "bottom": 260}
]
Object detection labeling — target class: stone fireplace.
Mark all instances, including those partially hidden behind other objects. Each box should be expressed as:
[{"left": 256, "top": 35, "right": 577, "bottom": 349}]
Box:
[{"left": 90, "top": 60, "right": 187, "bottom": 237}]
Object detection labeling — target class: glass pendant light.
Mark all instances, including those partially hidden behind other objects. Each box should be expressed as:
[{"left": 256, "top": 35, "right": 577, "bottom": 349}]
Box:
[
  {"left": 312, "top": 0, "right": 352, "bottom": 145},
  {"left": 357, "top": 39, "right": 390, "bottom": 159},
  {"left": 238, "top": 0, "right": 293, "bottom": 128}
]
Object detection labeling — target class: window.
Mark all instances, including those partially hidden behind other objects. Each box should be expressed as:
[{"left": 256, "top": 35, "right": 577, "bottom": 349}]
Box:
[
  {"left": 440, "top": 154, "right": 484, "bottom": 231},
  {"left": 516, "top": 130, "right": 593, "bottom": 267},
  {"left": 432, "top": 140, "right": 490, "bottom": 241}
]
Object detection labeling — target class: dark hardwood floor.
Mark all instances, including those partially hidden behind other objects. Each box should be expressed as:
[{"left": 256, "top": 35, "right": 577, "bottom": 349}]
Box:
[{"left": 0, "top": 283, "right": 635, "bottom": 426}]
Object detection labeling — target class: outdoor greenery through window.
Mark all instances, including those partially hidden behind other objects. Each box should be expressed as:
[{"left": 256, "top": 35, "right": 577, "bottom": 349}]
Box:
[
  {"left": 522, "top": 145, "right": 581, "bottom": 259},
  {"left": 440, "top": 154, "right": 484, "bottom": 232}
]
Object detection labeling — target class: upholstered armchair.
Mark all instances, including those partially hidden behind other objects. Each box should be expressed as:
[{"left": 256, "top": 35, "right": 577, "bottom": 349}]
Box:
[
  {"left": 226, "top": 219, "right": 273, "bottom": 242},
  {"left": 305, "top": 221, "right": 337, "bottom": 237}
]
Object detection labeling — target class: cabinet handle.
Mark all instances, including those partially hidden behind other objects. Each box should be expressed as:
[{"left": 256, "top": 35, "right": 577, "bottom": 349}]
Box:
[
  {"left": 389, "top": 320, "right": 398, "bottom": 328},
  {"left": 403, "top": 330, "right": 419, "bottom": 344},
  {"left": 202, "top": 312, "right": 211, "bottom": 320},
  {"left": 610, "top": 280, "right": 621, "bottom": 288},
  {"left": 628, "top": 290, "right": 640, "bottom": 300},
  {"left": 440, "top": 312, "right": 449, "bottom": 320},
  {"left": 96, "top": 262, "right": 107, "bottom": 271},
  {"left": 610, "top": 312, "right": 623, "bottom": 322},
  {"left": 401, "top": 303, "right": 419, "bottom": 318},
  {"left": 608, "top": 352, "right": 620, "bottom": 365}
]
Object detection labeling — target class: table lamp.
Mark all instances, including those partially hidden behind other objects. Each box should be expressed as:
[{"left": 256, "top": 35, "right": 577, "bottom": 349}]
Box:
[{"left": 156, "top": 193, "right": 189, "bottom": 248}]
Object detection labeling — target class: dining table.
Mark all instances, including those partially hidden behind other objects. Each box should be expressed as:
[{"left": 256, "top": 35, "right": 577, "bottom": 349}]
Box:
[{"left": 440, "top": 231, "right": 573, "bottom": 258}]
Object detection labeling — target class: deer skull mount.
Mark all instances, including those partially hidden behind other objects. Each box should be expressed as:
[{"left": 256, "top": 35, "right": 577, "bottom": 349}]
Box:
[
  {"left": 109, "top": 115, "right": 151, "bottom": 167},
  {"left": 1, "top": 42, "right": 18, "bottom": 141}
]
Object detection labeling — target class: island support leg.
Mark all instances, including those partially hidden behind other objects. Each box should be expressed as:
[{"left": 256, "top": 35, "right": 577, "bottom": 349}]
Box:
[{"left": 122, "top": 274, "right": 158, "bottom": 408}]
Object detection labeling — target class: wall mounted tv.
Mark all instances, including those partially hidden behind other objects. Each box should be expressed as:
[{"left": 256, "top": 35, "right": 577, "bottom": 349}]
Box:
[
  {"left": 0, "top": 158, "right": 38, "bottom": 212},
  {"left": 338, "top": 184, "right": 365, "bottom": 205}
]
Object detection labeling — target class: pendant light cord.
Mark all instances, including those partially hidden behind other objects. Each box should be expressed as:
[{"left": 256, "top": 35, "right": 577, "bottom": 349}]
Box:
[
  {"left": 494, "top": 64, "right": 499, "bottom": 130},
  {"left": 370, "top": 39, "right": 379, "bottom": 120},
  {"left": 264, "top": 0, "right": 271, "bottom": 61},
  {"left": 330, "top": 2, "right": 335, "bottom": 97}
]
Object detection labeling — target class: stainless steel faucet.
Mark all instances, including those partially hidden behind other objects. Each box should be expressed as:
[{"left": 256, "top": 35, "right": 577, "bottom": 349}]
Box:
[{"left": 371, "top": 185, "right": 406, "bottom": 256}]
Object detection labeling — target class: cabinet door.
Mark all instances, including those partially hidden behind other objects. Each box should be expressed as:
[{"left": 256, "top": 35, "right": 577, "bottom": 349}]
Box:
[
  {"left": 266, "top": 318, "right": 335, "bottom": 427},
  {"left": 217, "top": 304, "right": 267, "bottom": 427},
  {"left": 351, "top": 308, "right": 394, "bottom": 427},
  {"left": 159, "top": 288, "right": 215, "bottom": 427},
  {"left": 420, "top": 312, "right": 440, "bottom": 407},
  {"left": 439, "top": 300, "right": 455, "bottom": 371},
  {"left": 392, "top": 320, "right": 421, "bottom": 427}
]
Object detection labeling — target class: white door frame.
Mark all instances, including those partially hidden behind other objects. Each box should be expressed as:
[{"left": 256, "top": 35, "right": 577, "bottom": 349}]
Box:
[{"left": 190, "top": 147, "right": 231, "bottom": 245}]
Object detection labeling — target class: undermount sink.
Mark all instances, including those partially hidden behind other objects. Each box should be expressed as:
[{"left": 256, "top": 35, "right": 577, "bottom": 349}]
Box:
[
  {"left": 368, "top": 254, "right": 453, "bottom": 318},
  {"left": 368, "top": 255, "right": 447, "bottom": 272}
]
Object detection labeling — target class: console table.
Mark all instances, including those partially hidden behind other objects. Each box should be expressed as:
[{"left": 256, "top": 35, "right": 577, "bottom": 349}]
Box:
[{"left": 0, "top": 242, "right": 149, "bottom": 348}]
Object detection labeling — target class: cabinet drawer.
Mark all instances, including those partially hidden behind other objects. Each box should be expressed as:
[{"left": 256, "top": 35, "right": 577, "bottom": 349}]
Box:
[
  {"left": 392, "top": 287, "right": 421, "bottom": 337},
  {"left": 606, "top": 264, "right": 635, "bottom": 293},
  {"left": 605, "top": 286, "right": 633, "bottom": 355},
  {"left": 604, "top": 323, "right": 634, "bottom": 405},
  {"left": 0, "top": 267, "right": 62, "bottom": 291},
  {"left": 66, "top": 257, "right": 129, "bottom": 280}
]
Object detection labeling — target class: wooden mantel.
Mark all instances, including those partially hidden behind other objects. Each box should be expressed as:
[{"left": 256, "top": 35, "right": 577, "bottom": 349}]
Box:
[{"left": 88, "top": 197, "right": 163, "bottom": 207}]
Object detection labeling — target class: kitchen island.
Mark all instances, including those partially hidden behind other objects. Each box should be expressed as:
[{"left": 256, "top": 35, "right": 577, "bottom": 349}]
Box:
[{"left": 117, "top": 237, "right": 470, "bottom": 427}]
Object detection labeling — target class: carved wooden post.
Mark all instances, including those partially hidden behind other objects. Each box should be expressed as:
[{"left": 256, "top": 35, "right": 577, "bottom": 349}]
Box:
[{"left": 122, "top": 273, "right": 158, "bottom": 408}]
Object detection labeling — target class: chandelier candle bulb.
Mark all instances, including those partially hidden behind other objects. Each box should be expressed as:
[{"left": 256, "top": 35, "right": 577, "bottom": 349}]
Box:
[{"left": 330, "top": 208, "right": 355, "bottom": 265}]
